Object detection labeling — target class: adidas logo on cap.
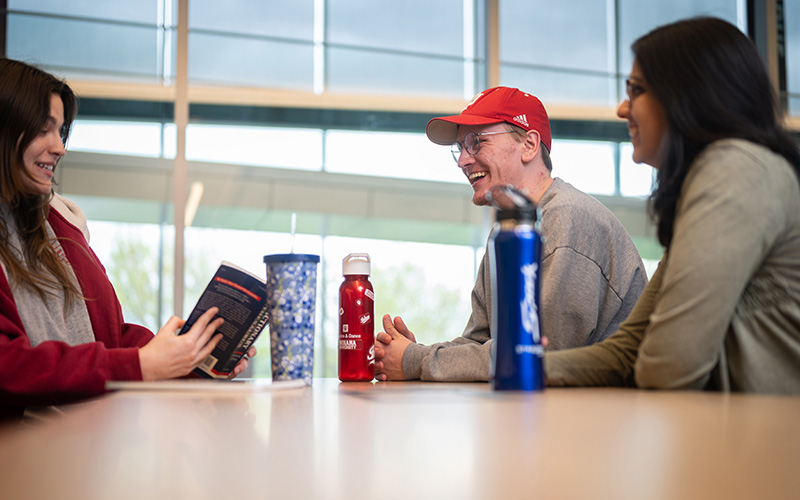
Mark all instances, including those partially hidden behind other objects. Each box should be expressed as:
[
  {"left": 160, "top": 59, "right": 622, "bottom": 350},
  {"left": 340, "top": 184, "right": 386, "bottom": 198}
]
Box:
[{"left": 512, "top": 114, "right": 529, "bottom": 128}]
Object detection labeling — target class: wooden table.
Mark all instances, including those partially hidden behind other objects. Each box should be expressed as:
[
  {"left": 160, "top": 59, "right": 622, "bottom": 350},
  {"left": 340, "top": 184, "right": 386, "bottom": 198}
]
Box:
[{"left": 1, "top": 378, "right": 798, "bottom": 500}]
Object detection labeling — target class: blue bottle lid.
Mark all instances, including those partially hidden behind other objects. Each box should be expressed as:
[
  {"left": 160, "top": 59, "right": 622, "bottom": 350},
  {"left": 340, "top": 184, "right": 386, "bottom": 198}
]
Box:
[{"left": 489, "top": 185, "right": 537, "bottom": 222}]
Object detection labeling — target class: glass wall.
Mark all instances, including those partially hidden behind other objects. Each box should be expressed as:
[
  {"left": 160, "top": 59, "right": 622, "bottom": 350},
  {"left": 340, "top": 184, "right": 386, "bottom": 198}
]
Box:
[
  {"left": 188, "top": 0, "right": 314, "bottom": 89},
  {"left": 7, "top": 0, "right": 173, "bottom": 82},
  {"left": 324, "top": 130, "right": 464, "bottom": 183},
  {"left": 4, "top": 0, "right": 794, "bottom": 378},
  {"left": 498, "top": 0, "right": 744, "bottom": 107},
  {"left": 69, "top": 121, "right": 169, "bottom": 157},
  {"left": 616, "top": 0, "right": 744, "bottom": 77},
  {"left": 326, "top": 0, "right": 475, "bottom": 98},
  {"left": 186, "top": 125, "right": 323, "bottom": 169},
  {"left": 499, "top": 0, "right": 616, "bottom": 107},
  {"left": 787, "top": 0, "right": 800, "bottom": 115},
  {"left": 550, "top": 140, "right": 617, "bottom": 196}
]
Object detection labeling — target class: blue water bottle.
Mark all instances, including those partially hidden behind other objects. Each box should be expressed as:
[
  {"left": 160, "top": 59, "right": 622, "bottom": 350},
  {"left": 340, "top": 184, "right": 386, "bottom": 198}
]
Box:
[{"left": 488, "top": 185, "right": 545, "bottom": 391}]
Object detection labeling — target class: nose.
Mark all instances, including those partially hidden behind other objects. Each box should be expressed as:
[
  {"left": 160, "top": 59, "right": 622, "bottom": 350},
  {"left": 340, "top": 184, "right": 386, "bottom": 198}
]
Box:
[
  {"left": 456, "top": 147, "right": 474, "bottom": 169},
  {"left": 49, "top": 133, "right": 66, "bottom": 158},
  {"left": 616, "top": 100, "right": 630, "bottom": 120}
]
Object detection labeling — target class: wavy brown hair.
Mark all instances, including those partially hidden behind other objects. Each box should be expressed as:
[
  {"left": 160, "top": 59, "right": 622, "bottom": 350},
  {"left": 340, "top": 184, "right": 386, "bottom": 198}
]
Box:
[
  {"left": 633, "top": 18, "right": 800, "bottom": 248},
  {"left": 0, "top": 58, "right": 82, "bottom": 303}
]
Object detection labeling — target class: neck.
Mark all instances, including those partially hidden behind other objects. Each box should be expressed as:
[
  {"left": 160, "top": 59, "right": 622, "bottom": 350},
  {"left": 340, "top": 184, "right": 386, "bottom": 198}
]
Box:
[{"left": 526, "top": 173, "right": 554, "bottom": 205}]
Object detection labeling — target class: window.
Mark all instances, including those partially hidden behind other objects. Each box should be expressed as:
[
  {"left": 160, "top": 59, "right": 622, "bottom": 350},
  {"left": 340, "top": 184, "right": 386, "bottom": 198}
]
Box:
[
  {"left": 617, "top": 0, "right": 743, "bottom": 75},
  {"left": 9, "top": 0, "right": 160, "bottom": 23},
  {"left": 500, "top": 0, "right": 744, "bottom": 107},
  {"left": 326, "top": 0, "right": 471, "bottom": 98},
  {"left": 551, "top": 140, "right": 616, "bottom": 196},
  {"left": 186, "top": 125, "right": 323, "bottom": 170},
  {"left": 619, "top": 144, "right": 654, "bottom": 197},
  {"left": 7, "top": 0, "right": 170, "bottom": 82},
  {"left": 9, "top": 0, "right": 770, "bottom": 378},
  {"left": 324, "top": 130, "right": 464, "bottom": 183},
  {"left": 188, "top": 0, "right": 314, "bottom": 89},
  {"left": 786, "top": 0, "right": 800, "bottom": 115},
  {"left": 500, "top": 0, "right": 616, "bottom": 107},
  {"left": 85, "top": 220, "right": 173, "bottom": 331},
  {"left": 70, "top": 121, "right": 167, "bottom": 158}
]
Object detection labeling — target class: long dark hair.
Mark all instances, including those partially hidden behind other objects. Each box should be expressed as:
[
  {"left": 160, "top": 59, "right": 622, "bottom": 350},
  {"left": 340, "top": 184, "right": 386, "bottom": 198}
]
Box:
[
  {"left": 633, "top": 17, "right": 800, "bottom": 248},
  {"left": 0, "top": 58, "right": 81, "bottom": 302}
]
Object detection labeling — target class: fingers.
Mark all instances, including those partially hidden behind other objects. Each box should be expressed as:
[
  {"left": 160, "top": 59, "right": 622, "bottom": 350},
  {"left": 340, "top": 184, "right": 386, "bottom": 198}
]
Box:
[
  {"left": 188, "top": 307, "right": 221, "bottom": 337},
  {"left": 141, "top": 309, "right": 226, "bottom": 381},
  {"left": 176, "top": 307, "right": 222, "bottom": 346},
  {"left": 381, "top": 314, "right": 398, "bottom": 339},
  {"left": 230, "top": 353, "right": 250, "bottom": 378},
  {"left": 239, "top": 346, "right": 257, "bottom": 374},
  {"left": 181, "top": 308, "right": 223, "bottom": 366},
  {"left": 202, "top": 316, "right": 225, "bottom": 343},
  {"left": 393, "top": 316, "right": 416, "bottom": 342},
  {"left": 186, "top": 308, "right": 223, "bottom": 354},
  {"left": 227, "top": 345, "right": 258, "bottom": 379},
  {"left": 375, "top": 331, "right": 392, "bottom": 344},
  {"left": 195, "top": 333, "right": 222, "bottom": 364},
  {"left": 379, "top": 315, "right": 416, "bottom": 344},
  {"left": 157, "top": 315, "right": 184, "bottom": 336}
]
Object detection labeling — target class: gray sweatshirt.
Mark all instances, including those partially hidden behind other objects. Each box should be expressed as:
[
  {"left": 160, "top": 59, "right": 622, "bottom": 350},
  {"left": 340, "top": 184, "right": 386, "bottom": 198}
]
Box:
[
  {"left": 546, "top": 140, "right": 800, "bottom": 395},
  {"left": 402, "top": 178, "right": 648, "bottom": 381}
]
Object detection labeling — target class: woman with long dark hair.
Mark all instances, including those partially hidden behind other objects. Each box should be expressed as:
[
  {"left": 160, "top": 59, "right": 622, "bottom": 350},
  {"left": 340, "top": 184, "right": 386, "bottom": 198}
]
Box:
[
  {"left": 0, "top": 58, "right": 252, "bottom": 420},
  {"left": 546, "top": 17, "right": 800, "bottom": 394}
]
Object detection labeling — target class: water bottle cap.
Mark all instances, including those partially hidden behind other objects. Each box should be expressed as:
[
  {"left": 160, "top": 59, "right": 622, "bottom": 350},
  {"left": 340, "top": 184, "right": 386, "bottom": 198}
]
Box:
[
  {"left": 490, "top": 185, "right": 537, "bottom": 222},
  {"left": 343, "top": 253, "right": 371, "bottom": 275},
  {"left": 496, "top": 205, "right": 537, "bottom": 222}
]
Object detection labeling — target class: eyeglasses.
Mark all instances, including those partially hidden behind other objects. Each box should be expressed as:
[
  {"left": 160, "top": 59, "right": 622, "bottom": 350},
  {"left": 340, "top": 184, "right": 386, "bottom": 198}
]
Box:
[
  {"left": 451, "top": 130, "right": 516, "bottom": 163},
  {"left": 625, "top": 79, "right": 646, "bottom": 103}
]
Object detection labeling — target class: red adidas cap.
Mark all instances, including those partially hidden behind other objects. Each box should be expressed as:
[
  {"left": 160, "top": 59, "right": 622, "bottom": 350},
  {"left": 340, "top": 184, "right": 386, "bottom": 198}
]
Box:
[{"left": 426, "top": 86, "right": 552, "bottom": 152}]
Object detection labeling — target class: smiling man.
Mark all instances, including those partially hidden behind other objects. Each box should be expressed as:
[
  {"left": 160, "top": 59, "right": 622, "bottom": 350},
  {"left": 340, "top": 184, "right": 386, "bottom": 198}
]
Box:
[{"left": 374, "top": 86, "right": 648, "bottom": 382}]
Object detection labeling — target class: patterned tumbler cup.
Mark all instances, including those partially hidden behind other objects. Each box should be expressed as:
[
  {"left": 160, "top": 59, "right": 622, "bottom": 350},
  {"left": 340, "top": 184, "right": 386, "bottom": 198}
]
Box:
[{"left": 263, "top": 253, "right": 320, "bottom": 385}]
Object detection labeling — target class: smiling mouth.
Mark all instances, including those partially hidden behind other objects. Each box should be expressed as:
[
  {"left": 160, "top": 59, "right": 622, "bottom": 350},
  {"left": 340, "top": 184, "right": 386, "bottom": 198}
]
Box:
[
  {"left": 467, "top": 171, "right": 487, "bottom": 185},
  {"left": 36, "top": 162, "right": 55, "bottom": 172}
]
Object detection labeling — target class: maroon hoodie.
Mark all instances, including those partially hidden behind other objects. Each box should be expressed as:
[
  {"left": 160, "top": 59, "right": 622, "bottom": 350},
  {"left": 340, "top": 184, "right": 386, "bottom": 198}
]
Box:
[{"left": 0, "top": 205, "right": 154, "bottom": 420}]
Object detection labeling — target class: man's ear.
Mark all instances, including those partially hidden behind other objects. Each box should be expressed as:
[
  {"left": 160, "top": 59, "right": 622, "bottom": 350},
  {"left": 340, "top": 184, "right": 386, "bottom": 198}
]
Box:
[{"left": 521, "top": 130, "right": 541, "bottom": 163}]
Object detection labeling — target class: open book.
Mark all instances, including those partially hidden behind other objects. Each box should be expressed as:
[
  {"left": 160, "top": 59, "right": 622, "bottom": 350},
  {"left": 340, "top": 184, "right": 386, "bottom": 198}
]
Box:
[{"left": 178, "top": 261, "right": 269, "bottom": 379}]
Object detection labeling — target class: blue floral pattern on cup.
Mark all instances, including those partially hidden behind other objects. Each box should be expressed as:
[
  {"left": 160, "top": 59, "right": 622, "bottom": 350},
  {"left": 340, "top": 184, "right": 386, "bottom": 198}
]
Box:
[{"left": 265, "top": 255, "right": 319, "bottom": 385}]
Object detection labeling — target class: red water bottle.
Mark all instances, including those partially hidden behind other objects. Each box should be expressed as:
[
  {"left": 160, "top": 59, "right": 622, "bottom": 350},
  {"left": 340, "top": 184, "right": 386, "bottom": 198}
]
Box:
[{"left": 338, "top": 253, "right": 375, "bottom": 381}]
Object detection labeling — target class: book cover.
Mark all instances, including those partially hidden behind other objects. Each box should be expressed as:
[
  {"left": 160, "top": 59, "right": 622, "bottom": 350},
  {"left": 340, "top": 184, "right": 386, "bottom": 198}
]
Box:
[{"left": 178, "top": 261, "right": 269, "bottom": 379}]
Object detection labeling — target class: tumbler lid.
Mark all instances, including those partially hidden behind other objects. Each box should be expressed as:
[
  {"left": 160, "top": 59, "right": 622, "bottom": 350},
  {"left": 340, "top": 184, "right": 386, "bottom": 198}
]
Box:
[
  {"left": 263, "top": 253, "right": 320, "bottom": 264},
  {"left": 343, "top": 253, "right": 371, "bottom": 276}
]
